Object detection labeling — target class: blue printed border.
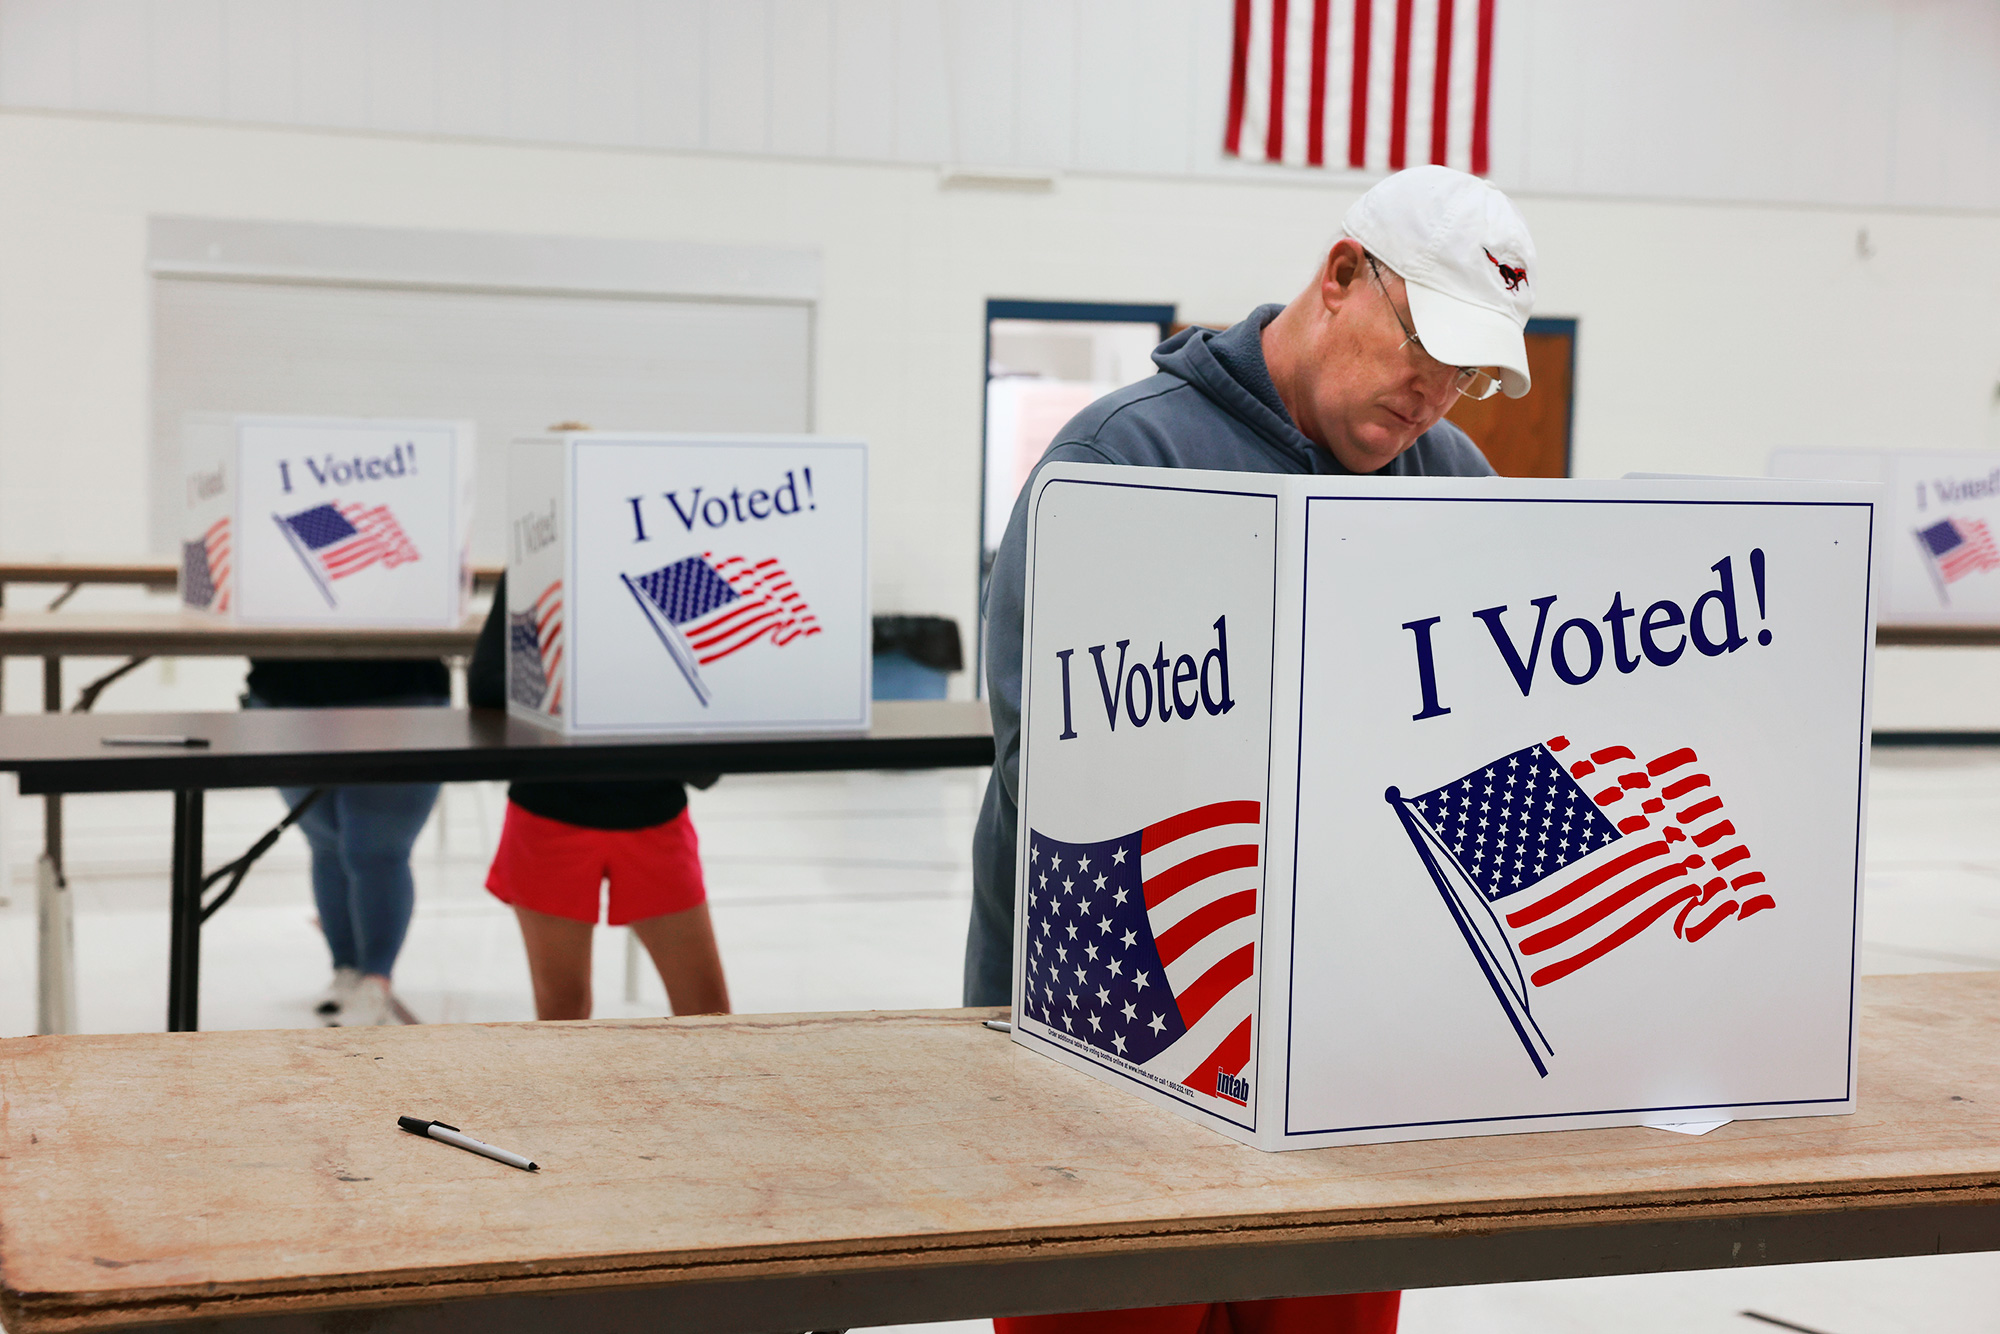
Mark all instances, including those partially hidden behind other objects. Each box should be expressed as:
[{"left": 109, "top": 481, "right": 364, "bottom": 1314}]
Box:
[
  {"left": 566, "top": 436, "right": 870, "bottom": 734},
  {"left": 1018, "top": 474, "right": 1282, "bottom": 1137},
  {"left": 1283, "top": 494, "right": 1876, "bottom": 1137}
]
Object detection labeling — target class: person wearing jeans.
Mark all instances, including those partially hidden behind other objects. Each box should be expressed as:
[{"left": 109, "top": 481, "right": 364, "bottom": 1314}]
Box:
[
  {"left": 276, "top": 779, "right": 440, "bottom": 1023},
  {"left": 246, "top": 658, "right": 450, "bottom": 1026}
]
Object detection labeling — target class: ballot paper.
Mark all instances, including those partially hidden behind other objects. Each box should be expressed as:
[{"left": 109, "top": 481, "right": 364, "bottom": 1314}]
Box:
[
  {"left": 505, "top": 431, "right": 868, "bottom": 736},
  {"left": 178, "top": 414, "right": 475, "bottom": 627},
  {"left": 1012, "top": 466, "right": 1874, "bottom": 1150}
]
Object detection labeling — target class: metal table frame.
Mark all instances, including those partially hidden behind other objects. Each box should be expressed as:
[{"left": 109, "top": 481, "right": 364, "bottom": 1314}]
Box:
[{"left": 0, "top": 702, "right": 993, "bottom": 1033}]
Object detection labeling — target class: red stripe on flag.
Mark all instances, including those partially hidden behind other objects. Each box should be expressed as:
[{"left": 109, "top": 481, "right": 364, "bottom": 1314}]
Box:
[
  {"left": 1348, "top": 0, "right": 1372, "bottom": 167},
  {"left": 1691, "top": 820, "right": 1737, "bottom": 848},
  {"left": 1648, "top": 747, "right": 1699, "bottom": 776},
  {"left": 1519, "top": 861, "right": 1690, "bottom": 956},
  {"left": 1265, "top": 0, "right": 1290, "bottom": 159},
  {"left": 1388, "top": 0, "right": 1414, "bottom": 169},
  {"left": 1591, "top": 746, "right": 1635, "bottom": 764},
  {"left": 1306, "top": 0, "right": 1331, "bottom": 165},
  {"left": 1225, "top": 0, "right": 1252, "bottom": 156},
  {"left": 1676, "top": 795, "right": 1723, "bottom": 823},
  {"left": 1531, "top": 885, "right": 1701, "bottom": 986},
  {"left": 1143, "top": 800, "right": 1262, "bottom": 852},
  {"left": 1471, "top": 0, "right": 1494, "bottom": 174},
  {"left": 1182, "top": 1015, "right": 1254, "bottom": 1098},
  {"left": 1175, "top": 943, "right": 1255, "bottom": 1029},
  {"left": 1143, "top": 844, "right": 1259, "bottom": 910},
  {"left": 1154, "top": 889, "right": 1258, "bottom": 965},
  {"left": 1661, "top": 773, "right": 1709, "bottom": 800},
  {"left": 1739, "top": 893, "right": 1777, "bottom": 918},
  {"left": 1428, "top": 0, "right": 1454, "bottom": 165},
  {"left": 1682, "top": 899, "right": 1738, "bottom": 942},
  {"left": 1712, "top": 845, "right": 1752, "bottom": 871},
  {"left": 1506, "top": 841, "right": 1670, "bottom": 927}
]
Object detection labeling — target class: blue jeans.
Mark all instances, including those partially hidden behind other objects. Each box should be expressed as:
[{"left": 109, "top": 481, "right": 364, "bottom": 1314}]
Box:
[
  {"left": 248, "top": 692, "right": 443, "bottom": 978},
  {"left": 279, "top": 782, "right": 440, "bottom": 977}
]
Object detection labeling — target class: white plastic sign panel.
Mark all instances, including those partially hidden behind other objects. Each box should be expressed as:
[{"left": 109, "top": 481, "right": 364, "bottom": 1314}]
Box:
[
  {"left": 1015, "top": 465, "right": 1874, "bottom": 1150},
  {"left": 1772, "top": 449, "right": 1999, "bottom": 626},
  {"left": 177, "top": 414, "right": 475, "bottom": 626},
  {"left": 507, "top": 432, "right": 868, "bottom": 736}
]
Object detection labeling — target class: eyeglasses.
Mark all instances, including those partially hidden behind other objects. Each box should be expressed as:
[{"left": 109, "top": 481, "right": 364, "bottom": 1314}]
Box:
[{"left": 1365, "top": 254, "right": 1503, "bottom": 402}]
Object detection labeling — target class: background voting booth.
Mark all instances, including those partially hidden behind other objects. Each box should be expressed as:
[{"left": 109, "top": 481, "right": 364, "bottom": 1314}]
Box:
[
  {"left": 178, "top": 414, "right": 476, "bottom": 626},
  {"left": 507, "top": 431, "right": 868, "bottom": 735},
  {"left": 1013, "top": 467, "right": 1875, "bottom": 1151},
  {"left": 1772, "top": 449, "right": 2000, "bottom": 626}
]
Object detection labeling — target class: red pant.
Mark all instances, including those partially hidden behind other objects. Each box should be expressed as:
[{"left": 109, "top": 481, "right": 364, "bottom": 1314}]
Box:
[{"left": 995, "top": 1292, "right": 1400, "bottom": 1334}]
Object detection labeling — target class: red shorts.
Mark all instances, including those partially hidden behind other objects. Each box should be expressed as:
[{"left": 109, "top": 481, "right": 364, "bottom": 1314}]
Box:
[
  {"left": 485, "top": 802, "right": 707, "bottom": 926},
  {"left": 994, "top": 1294, "right": 1400, "bottom": 1334}
]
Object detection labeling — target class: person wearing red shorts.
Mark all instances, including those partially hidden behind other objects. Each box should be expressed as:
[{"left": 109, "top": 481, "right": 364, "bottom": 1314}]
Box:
[
  {"left": 993, "top": 1293, "right": 1399, "bottom": 1334},
  {"left": 469, "top": 576, "right": 729, "bottom": 1019}
]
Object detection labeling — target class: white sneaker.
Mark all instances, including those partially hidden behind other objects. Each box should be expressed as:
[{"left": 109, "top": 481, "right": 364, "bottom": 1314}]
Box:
[
  {"left": 314, "top": 967, "right": 362, "bottom": 1020},
  {"left": 329, "top": 975, "right": 398, "bottom": 1027}
]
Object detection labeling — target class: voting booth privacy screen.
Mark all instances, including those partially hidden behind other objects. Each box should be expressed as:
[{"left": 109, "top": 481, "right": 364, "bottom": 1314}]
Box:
[
  {"left": 177, "top": 414, "right": 475, "bottom": 626},
  {"left": 1772, "top": 449, "right": 2000, "bottom": 626},
  {"left": 1013, "top": 465, "right": 1875, "bottom": 1150},
  {"left": 507, "top": 432, "right": 868, "bottom": 735}
]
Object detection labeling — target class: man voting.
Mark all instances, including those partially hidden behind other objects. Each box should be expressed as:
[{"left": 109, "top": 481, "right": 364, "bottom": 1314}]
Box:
[{"left": 968, "top": 165, "right": 1539, "bottom": 1334}]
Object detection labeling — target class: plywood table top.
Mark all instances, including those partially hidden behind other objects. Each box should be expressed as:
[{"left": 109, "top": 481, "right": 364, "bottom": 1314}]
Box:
[{"left": 3, "top": 973, "right": 1998, "bottom": 1333}]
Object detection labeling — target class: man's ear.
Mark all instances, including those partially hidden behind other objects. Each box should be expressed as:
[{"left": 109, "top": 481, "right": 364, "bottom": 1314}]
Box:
[{"left": 1320, "top": 238, "right": 1368, "bottom": 316}]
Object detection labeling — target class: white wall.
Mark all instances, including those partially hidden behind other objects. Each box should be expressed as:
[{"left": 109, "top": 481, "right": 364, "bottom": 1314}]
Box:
[
  {"left": 1, "top": 0, "right": 1994, "bottom": 211},
  {"left": 2, "top": 109, "right": 1997, "bottom": 640}
]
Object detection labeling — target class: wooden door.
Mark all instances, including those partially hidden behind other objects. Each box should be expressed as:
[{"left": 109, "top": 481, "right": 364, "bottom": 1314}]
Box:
[{"left": 1447, "top": 318, "right": 1576, "bottom": 478}]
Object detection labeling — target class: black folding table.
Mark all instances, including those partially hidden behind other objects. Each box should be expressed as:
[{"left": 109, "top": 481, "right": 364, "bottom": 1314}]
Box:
[{"left": 0, "top": 701, "right": 994, "bottom": 1032}]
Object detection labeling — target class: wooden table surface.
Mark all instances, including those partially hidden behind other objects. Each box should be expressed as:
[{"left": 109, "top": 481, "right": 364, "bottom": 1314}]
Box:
[
  {"left": 0, "top": 609, "right": 482, "bottom": 658},
  {"left": 2, "top": 972, "right": 1997, "bottom": 1333}
]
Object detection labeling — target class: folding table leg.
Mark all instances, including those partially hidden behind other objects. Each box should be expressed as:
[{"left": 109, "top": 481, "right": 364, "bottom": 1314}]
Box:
[
  {"left": 167, "top": 790, "right": 206, "bottom": 1032},
  {"left": 35, "top": 854, "right": 75, "bottom": 1035}
]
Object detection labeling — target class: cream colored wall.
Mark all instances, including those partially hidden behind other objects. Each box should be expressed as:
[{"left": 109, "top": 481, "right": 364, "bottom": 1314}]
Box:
[{"left": 2, "top": 109, "right": 1998, "bottom": 718}]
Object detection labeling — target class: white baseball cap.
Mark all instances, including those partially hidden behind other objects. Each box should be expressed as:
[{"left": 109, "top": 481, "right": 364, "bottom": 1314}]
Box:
[{"left": 1342, "top": 165, "right": 1538, "bottom": 398}]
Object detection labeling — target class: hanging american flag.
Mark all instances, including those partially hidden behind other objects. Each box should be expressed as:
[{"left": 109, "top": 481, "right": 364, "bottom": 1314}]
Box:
[
  {"left": 509, "top": 579, "right": 564, "bottom": 714},
  {"left": 180, "top": 516, "right": 231, "bottom": 612},
  {"left": 621, "top": 553, "right": 822, "bottom": 708},
  {"left": 1391, "top": 735, "right": 1774, "bottom": 1076},
  {"left": 273, "top": 501, "right": 421, "bottom": 607},
  {"left": 1023, "top": 801, "right": 1262, "bottom": 1107},
  {"left": 1224, "top": 0, "right": 1497, "bottom": 175},
  {"left": 1915, "top": 516, "right": 2000, "bottom": 602}
]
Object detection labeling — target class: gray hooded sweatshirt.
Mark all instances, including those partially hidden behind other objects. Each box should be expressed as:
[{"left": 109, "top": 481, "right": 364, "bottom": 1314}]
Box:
[{"left": 964, "top": 303, "right": 1496, "bottom": 1005}]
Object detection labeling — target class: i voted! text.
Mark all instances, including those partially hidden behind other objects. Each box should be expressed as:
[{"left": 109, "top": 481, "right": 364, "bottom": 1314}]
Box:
[
  {"left": 1404, "top": 549, "right": 1776, "bottom": 721},
  {"left": 625, "top": 469, "right": 816, "bottom": 541},
  {"left": 276, "top": 441, "right": 421, "bottom": 493}
]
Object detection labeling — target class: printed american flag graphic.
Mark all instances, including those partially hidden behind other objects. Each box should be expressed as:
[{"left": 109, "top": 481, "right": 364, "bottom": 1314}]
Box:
[
  {"left": 509, "top": 579, "right": 564, "bottom": 714},
  {"left": 180, "top": 516, "right": 231, "bottom": 612},
  {"left": 1392, "top": 735, "right": 1773, "bottom": 1076},
  {"left": 621, "top": 553, "right": 821, "bottom": 707},
  {"left": 1916, "top": 516, "right": 2000, "bottom": 594},
  {"left": 275, "top": 501, "right": 420, "bottom": 607},
  {"left": 1225, "top": 0, "right": 1496, "bottom": 173},
  {"left": 1023, "top": 801, "right": 1262, "bottom": 1106}
]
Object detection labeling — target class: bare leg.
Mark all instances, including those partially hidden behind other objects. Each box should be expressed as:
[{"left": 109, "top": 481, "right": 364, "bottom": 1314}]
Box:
[
  {"left": 513, "top": 905, "right": 596, "bottom": 1020},
  {"left": 630, "top": 902, "right": 730, "bottom": 1015}
]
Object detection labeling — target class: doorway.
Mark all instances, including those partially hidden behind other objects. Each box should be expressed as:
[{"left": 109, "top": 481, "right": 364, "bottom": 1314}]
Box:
[{"left": 1446, "top": 317, "right": 1577, "bottom": 477}]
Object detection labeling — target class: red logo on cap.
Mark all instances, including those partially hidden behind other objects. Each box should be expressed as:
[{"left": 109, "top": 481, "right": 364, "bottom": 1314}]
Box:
[{"left": 1484, "top": 248, "right": 1528, "bottom": 292}]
